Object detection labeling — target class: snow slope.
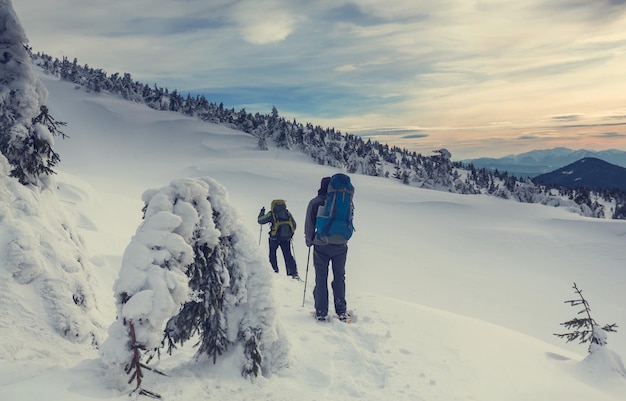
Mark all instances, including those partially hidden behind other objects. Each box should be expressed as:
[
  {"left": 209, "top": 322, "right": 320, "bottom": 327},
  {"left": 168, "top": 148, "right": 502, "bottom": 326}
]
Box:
[{"left": 1, "top": 72, "right": 625, "bottom": 400}]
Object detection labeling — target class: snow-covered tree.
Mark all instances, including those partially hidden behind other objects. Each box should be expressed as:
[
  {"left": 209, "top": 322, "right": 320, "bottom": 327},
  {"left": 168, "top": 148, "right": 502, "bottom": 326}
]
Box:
[
  {"left": 554, "top": 282, "right": 617, "bottom": 353},
  {"left": 257, "top": 132, "right": 269, "bottom": 150},
  {"left": 0, "top": 0, "right": 65, "bottom": 187},
  {"left": 100, "top": 177, "right": 289, "bottom": 396},
  {"left": 0, "top": 151, "right": 104, "bottom": 349},
  {"left": 554, "top": 283, "right": 626, "bottom": 378}
]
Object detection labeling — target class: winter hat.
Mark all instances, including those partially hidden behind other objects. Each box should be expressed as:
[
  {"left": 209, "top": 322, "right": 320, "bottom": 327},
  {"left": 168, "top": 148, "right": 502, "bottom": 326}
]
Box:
[{"left": 318, "top": 176, "right": 331, "bottom": 196}]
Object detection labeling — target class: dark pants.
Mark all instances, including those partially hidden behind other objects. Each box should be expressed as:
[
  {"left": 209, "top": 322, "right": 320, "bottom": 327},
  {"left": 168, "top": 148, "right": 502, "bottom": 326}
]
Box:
[
  {"left": 313, "top": 243, "right": 348, "bottom": 317},
  {"left": 269, "top": 238, "right": 297, "bottom": 276}
]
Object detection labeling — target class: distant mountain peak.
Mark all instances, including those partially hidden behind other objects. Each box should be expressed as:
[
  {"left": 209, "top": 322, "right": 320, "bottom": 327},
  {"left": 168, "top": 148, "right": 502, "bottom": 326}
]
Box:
[{"left": 532, "top": 157, "right": 626, "bottom": 191}]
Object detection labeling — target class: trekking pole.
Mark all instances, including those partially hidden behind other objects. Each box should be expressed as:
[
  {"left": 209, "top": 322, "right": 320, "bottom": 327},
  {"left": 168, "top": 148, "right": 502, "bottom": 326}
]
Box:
[
  {"left": 258, "top": 206, "right": 265, "bottom": 246},
  {"left": 302, "top": 246, "right": 311, "bottom": 307},
  {"left": 290, "top": 239, "right": 303, "bottom": 282},
  {"left": 290, "top": 239, "right": 297, "bottom": 260}
]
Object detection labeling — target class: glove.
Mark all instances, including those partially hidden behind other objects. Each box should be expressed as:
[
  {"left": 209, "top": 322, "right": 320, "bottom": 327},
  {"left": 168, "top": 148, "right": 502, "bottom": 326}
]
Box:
[
  {"left": 305, "top": 239, "right": 312, "bottom": 247},
  {"left": 259, "top": 207, "right": 265, "bottom": 216}
]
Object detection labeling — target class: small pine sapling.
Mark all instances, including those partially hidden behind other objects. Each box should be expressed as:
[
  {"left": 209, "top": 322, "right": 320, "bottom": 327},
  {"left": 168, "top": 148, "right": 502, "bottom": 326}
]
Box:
[{"left": 554, "top": 282, "right": 618, "bottom": 352}]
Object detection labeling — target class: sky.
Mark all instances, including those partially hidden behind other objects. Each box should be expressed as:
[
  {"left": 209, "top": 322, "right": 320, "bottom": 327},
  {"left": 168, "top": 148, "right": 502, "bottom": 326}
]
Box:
[
  {"left": 11, "top": 0, "right": 626, "bottom": 159},
  {"left": 3, "top": 65, "right": 626, "bottom": 400}
]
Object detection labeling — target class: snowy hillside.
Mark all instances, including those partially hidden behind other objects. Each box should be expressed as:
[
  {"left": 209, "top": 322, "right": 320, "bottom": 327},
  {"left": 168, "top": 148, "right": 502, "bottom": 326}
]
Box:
[{"left": 1, "top": 72, "right": 626, "bottom": 401}]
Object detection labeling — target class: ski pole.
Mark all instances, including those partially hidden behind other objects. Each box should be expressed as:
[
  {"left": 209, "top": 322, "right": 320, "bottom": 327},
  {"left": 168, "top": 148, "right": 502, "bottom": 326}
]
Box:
[{"left": 302, "top": 246, "right": 311, "bottom": 307}]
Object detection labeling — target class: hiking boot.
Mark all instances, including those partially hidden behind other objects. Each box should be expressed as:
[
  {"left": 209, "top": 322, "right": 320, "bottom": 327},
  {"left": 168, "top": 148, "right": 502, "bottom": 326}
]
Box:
[
  {"left": 337, "top": 312, "right": 348, "bottom": 322},
  {"left": 290, "top": 274, "right": 300, "bottom": 280},
  {"left": 315, "top": 311, "right": 328, "bottom": 322}
]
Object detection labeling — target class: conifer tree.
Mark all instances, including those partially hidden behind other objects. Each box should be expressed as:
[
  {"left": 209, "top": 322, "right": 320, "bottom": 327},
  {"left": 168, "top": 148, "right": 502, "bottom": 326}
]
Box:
[
  {"left": 0, "top": 0, "right": 66, "bottom": 187},
  {"left": 101, "top": 177, "right": 288, "bottom": 395},
  {"left": 257, "top": 131, "right": 269, "bottom": 150},
  {"left": 554, "top": 282, "right": 618, "bottom": 353}
]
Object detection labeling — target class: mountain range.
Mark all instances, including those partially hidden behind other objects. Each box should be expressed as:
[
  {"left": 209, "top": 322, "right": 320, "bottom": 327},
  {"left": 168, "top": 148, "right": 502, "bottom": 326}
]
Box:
[{"left": 462, "top": 148, "right": 626, "bottom": 178}]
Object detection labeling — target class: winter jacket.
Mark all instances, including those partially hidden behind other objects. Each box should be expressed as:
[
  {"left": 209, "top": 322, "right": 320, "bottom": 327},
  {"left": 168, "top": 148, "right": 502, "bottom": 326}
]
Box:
[{"left": 305, "top": 194, "right": 326, "bottom": 247}]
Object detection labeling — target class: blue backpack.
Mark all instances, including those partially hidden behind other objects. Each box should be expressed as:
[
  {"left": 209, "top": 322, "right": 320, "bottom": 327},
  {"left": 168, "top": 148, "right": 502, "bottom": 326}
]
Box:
[{"left": 315, "top": 173, "right": 355, "bottom": 244}]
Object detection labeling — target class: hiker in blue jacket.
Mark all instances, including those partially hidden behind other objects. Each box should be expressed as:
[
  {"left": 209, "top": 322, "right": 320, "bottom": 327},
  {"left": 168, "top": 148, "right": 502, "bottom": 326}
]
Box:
[
  {"left": 258, "top": 199, "right": 299, "bottom": 279},
  {"left": 305, "top": 176, "right": 350, "bottom": 321}
]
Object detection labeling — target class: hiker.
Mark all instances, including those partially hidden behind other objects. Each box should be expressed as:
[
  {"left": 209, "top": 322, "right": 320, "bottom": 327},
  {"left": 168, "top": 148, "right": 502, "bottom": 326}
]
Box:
[
  {"left": 305, "top": 175, "right": 354, "bottom": 322},
  {"left": 258, "top": 199, "right": 299, "bottom": 279}
]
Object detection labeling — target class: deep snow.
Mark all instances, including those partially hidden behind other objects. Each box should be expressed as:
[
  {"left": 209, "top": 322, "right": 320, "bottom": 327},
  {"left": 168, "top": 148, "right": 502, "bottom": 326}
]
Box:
[{"left": 1, "top": 72, "right": 626, "bottom": 400}]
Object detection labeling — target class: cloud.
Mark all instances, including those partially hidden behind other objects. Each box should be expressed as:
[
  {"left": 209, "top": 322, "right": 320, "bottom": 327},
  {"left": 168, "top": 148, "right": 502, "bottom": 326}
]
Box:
[
  {"left": 335, "top": 64, "right": 359, "bottom": 72},
  {"left": 557, "top": 122, "right": 626, "bottom": 130},
  {"left": 231, "top": 1, "right": 302, "bottom": 44},
  {"left": 121, "top": 17, "right": 228, "bottom": 37},
  {"left": 593, "top": 132, "right": 626, "bottom": 138},
  {"left": 551, "top": 115, "right": 582, "bottom": 122},
  {"left": 354, "top": 127, "right": 427, "bottom": 137},
  {"left": 533, "top": 0, "right": 626, "bottom": 23},
  {"left": 324, "top": 4, "right": 380, "bottom": 26}
]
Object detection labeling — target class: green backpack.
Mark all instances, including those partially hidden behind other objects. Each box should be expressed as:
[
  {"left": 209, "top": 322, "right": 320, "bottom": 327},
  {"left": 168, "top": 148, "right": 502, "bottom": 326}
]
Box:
[{"left": 270, "top": 199, "right": 295, "bottom": 239}]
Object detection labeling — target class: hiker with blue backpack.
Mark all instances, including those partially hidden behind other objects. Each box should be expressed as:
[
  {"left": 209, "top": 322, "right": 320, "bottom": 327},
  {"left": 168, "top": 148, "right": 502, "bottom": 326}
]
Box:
[
  {"left": 258, "top": 199, "right": 300, "bottom": 279},
  {"left": 304, "top": 174, "right": 355, "bottom": 322}
]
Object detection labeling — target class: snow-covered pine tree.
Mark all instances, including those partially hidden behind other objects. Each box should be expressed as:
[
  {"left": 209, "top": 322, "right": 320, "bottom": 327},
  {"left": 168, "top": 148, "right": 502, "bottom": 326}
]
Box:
[
  {"left": 0, "top": 146, "right": 103, "bottom": 350},
  {"left": 0, "top": 0, "right": 65, "bottom": 187},
  {"left": 258, "top": 133, "right": 269, "bottom": 150},
  {"left": 100, "top": 177, "right": 289, "bottom": 395},
  {"left": 554, "top": 282, "right": 618, "bottom": 353}
]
